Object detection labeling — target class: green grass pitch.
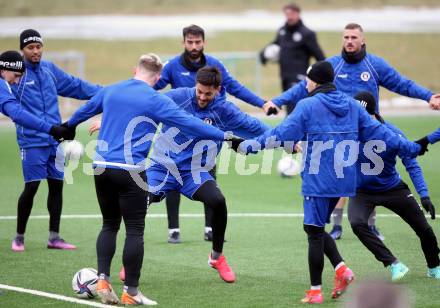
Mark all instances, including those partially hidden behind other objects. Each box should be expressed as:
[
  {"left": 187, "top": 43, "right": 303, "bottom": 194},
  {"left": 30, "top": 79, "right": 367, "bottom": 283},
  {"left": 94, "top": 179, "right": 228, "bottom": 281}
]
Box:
[{"left": 0, "top": 116, "right": 439, "bottom": 307}]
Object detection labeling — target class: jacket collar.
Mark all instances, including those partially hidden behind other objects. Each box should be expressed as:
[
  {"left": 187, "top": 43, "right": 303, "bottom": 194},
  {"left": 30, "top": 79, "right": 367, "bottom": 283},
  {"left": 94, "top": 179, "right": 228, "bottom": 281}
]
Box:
[
  {"left": 179, "top": 51, "right": 206, "bottom": 72},
  {"left": 24, "top": 59, "right": 40, "bottom": 71},
  {"left": 341, "top": 44, "right": 367, "bottom": 64},
  {"left": 284, "top": 19, "right": 303, "bottom": 32},
  {"left": 308, "top": 83, "right": 337, "bottom": 97}
]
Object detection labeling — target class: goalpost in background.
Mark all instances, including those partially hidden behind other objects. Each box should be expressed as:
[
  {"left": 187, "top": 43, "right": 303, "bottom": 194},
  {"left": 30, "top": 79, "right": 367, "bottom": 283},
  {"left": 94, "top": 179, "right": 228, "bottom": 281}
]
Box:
[{"left": 44, "top": 51, "right": 86, "bottom": 118}]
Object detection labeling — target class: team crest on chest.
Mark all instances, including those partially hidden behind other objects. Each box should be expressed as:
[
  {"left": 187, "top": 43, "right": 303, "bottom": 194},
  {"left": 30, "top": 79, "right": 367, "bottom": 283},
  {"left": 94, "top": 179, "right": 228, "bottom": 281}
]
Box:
[
  {"left": 360, "top": 71, "right": 370, "bottom": 82},
  {"left": 292, "top": 32, "right": 302, "bottom": 42},
  {"left": 203, "top": 118, "right": 213, "bottom": 125}
]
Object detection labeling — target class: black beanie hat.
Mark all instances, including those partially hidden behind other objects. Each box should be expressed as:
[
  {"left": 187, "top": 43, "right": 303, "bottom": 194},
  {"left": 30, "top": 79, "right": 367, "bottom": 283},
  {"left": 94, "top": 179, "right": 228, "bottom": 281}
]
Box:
[
  {"left": 20, "top": 29, "right": 43, "bottom": 49},
  {"left": 0, "top": 50, "right": 25, "bottom": 73},
  {"left": 306, "top": 61, "right": 334, "bottom": 84},
  {"left": 354, "top": 91, "right": 376, "bottom": 115}
]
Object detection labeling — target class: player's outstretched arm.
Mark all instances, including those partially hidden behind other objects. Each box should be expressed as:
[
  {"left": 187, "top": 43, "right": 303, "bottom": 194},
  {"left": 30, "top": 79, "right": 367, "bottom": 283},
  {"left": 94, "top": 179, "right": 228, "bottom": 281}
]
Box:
[
  {"left": 152, "top": 95, "right": 226, "bottom": 141},
  {"left": 218, "top": 60, "right": 266, "bottom": 108},
  {"left": 67, "top": 89, "right": 105, "bottom": 128},
  {"left": 377, "top": 57, "right": 434, "bottom": 106},
  {"left": 262, "top": 101, "right": 280, "bottom": 115},
  {"left": 414, "top": 127, "right": 440, "bottom": 154},
  {"left": 228, "top": 136, "right": 245, "bottom": 153},
  {"left": 424, "top": 127, "right": 440, "bottom": 144},
  {"left": 50, "top": 62, "right": 102, "bottom": 100},
  {"left": 271, "top": 80, "right": 308, "bottom": 109},
  {"left": 393, "top": 125, "right": 434, "bottom": 219},
  {"left": 2, "top": 98, "right": 51, "bottom": 133},
  {"left": 358, "top": 106, "right": 422, "bottom": 158},
  {"left": 428, "top": 94, "right": 440, "bottom": 110},
  {"left": 222, "top": 103, "right": 271, "bottom": 138},
  {"left": 237, "top": 101, "right": 306, "bottom": 155}
]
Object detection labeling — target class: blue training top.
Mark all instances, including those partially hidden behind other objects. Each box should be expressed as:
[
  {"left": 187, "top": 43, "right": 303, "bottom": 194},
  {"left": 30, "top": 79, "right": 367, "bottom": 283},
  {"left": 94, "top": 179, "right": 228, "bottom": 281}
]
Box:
[
  {"left": 154, "top": 53, "right": 265, "bottom": 108},
  {"left": 0, "top": 79, "right": 52, "bottom": 133},
  {"left": 272, "top": 52, "right": 433, "bottom": 112},
  {"left": 151, "top": 87, "right": 270, "bottom": 171},
  {"left": 247, "top": 89, "right": 420, "bottom": 197},
  {"left": 11, "top": 59, "right": 101, "bottom": 148},
  {"left": 68, "top": 79, "right": 226, "bottom": 169},
  {"left": 356, "top": 121, "right": 429, "bottom": 198}
]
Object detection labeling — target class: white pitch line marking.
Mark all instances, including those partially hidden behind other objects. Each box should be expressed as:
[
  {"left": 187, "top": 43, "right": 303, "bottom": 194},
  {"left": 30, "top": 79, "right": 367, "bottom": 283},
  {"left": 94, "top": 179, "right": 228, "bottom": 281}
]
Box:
[
  {"left": 0, "top": 213, "right": 438, "bottom": 220},
  {"left": 0, "top": 284, "right": 117, "bottom": 308}
]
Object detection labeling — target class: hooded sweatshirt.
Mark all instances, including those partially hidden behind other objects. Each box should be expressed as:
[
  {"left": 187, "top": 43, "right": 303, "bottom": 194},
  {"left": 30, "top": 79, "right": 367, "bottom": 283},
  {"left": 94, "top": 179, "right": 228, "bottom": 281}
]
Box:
[{"left": 250, "top": 87, "right": 420, "bottom": 197}]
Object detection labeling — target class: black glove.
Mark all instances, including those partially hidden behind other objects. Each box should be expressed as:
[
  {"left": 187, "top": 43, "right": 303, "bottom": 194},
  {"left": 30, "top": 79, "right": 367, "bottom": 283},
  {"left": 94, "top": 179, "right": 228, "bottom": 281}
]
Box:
[
  {"left": 259, "top": 50, "right": 267, "bottom": 65},
  {"left": 415, "top": 136, "right": 429, "bottom": 156},
  {"left": 227, "top": 136, "right": 245, "bottom": 153},
  {"left": 60, "top": 121, "right": 76, "bottom": 140},
  {"left": 266, "top": 106, "right": 278, "bottom": 116},
  {"left": 49, "top": 125, "right": 74, "bottom": 142},
  {"left": 421, "top": 196, "right": 436, "bottom": 220}
]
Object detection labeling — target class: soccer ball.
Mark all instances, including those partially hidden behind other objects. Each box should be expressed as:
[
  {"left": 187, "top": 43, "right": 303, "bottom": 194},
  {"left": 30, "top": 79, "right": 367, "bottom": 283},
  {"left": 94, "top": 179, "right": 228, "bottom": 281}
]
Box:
[
  {"left": 264, "top": 44, "right": 280, "bottom": 62},
  {"left": 63, "top": 140, "right": 85, "bottom": 161},
  {"left": 72, "top": 268, "right": 98, "bottom": 299},
  {"left": 277, "top": 156, "right": 301, "bottom": 178}
]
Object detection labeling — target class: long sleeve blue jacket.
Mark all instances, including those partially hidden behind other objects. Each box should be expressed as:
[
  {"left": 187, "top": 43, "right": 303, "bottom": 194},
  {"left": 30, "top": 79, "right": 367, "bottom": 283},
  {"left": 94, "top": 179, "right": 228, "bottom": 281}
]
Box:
[
  {"left": 151, "top": 87, "right": 270, "bottom": 171},
  {"left": 356, "top": 121, "right": 428, "bottom": 198},
  {"left": 1, "top": 79, "right": 52, "bottom": 133},
  {"left": 246, "top": 89, "right": 420, "bottom": 197},
  {"left": 11, "top": 60, "right": 101, "bottom": 148},
  {"left": 154, "top": 54, "right": 265, "bottom": 107},
  {"left": 272, "top": 53, "right": 433, "bottom": 111},
  {"left": 68, "top": 79, "right": 226, "bottom": 169}
]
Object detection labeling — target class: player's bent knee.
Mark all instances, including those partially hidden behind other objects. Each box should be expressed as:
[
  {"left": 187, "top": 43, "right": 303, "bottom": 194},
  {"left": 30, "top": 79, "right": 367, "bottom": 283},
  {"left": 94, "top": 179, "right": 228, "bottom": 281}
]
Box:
[
  {"left": 303, "top": 224, "right": 325, "bottom": 238},
  {"left": 350, "top": 222, "right": 368, "bottom": 234},
  {"left": 417, "top": 225, "right": 436, "bottom": 239},
  {"left": 102, "top": 218, "right": 122, "bottom": 231},
  {"left": 206, "top": 193, "right": 226, "bottom": 210}
]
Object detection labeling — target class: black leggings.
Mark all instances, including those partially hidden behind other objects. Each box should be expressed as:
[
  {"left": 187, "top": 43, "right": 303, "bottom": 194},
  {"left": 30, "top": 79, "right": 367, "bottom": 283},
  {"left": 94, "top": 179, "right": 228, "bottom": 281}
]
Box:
[
  {"left": 303, "top": 225, "right": 343, "bottom": 286},
  {"left": 94, "top": 168, "right": 148, "bottom": 287},
  {"left": 165, "top": 167, "right": 216, "bottom": 229},
  {"left": 16, "top": 178, "right": 63, "bottom": 234},
  {"left": 348, "top": 182, "right": 440, "bottom": 268}
]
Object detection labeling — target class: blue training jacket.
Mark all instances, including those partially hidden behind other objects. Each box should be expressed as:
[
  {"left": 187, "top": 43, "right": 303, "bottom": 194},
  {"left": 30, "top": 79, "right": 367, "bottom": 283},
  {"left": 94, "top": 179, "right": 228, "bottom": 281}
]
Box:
[
  {"left": 154, "top": 54, "right": 265, "bottom": 108},
  {"left": 248, "top": 89, "right": 421, "bottom": 197},
  {"left": 68, "top": 79, "right": 226, "bottom": 169},
  {"left": 428, "top": 128, "right": 440, "bottom": 144},
  {"left": 150, "top": 87, "right": 270, "bottom": 171},
  {"left": 272, "top": 52, "right": 433, "bottom": 111},
  {"left": 11, "top": 60, "right": 101, "bottom": 149},
  {"left": 356, "top": 121, "right": 428, "bottom": 198},
  {"left": 0, "top": 79, "right": 52, "bottom": 133}
]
